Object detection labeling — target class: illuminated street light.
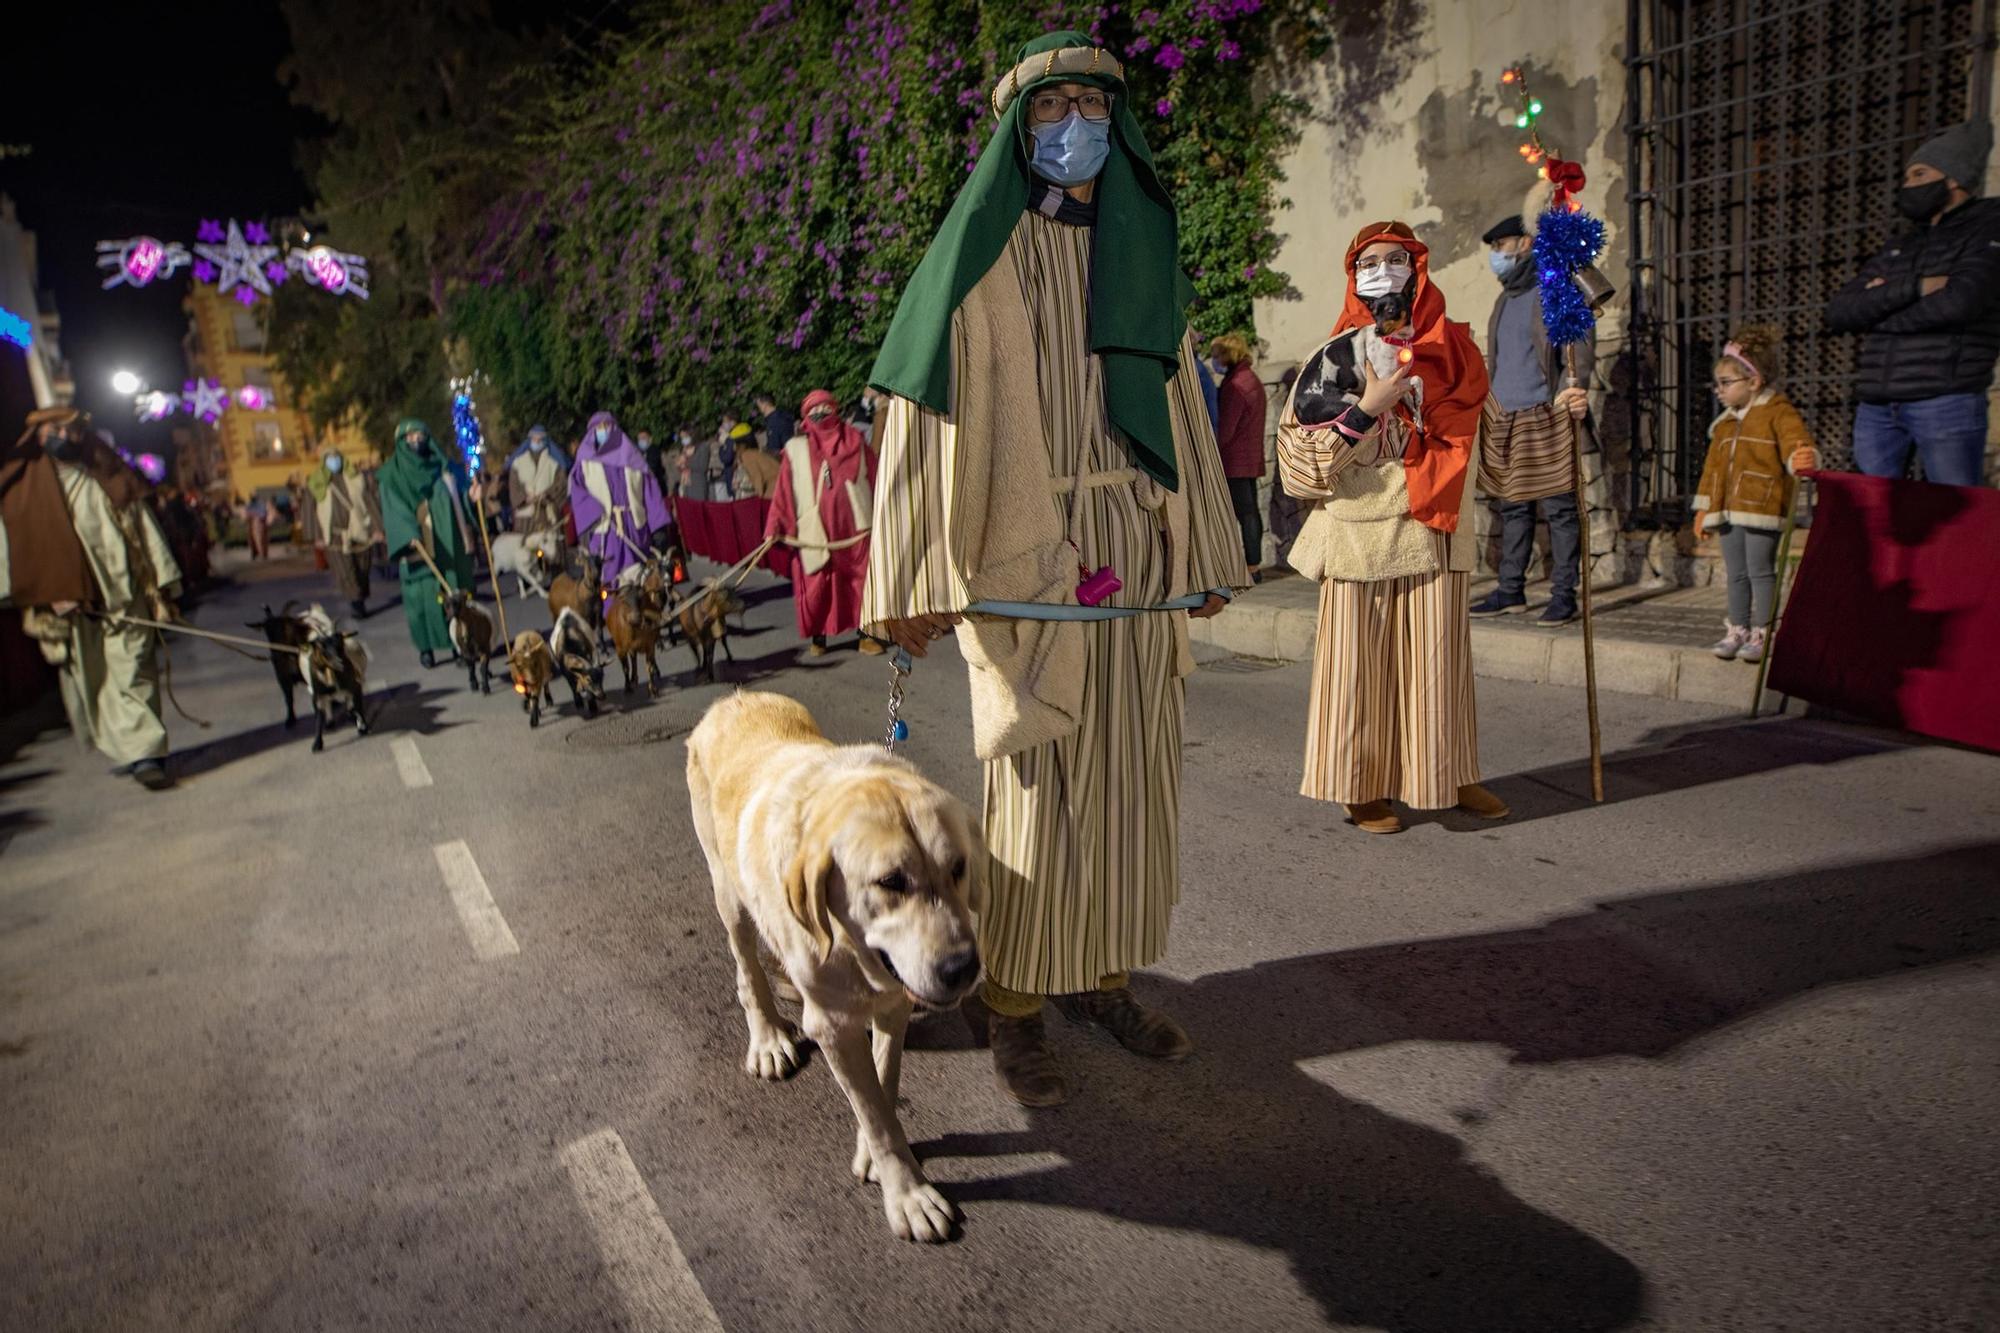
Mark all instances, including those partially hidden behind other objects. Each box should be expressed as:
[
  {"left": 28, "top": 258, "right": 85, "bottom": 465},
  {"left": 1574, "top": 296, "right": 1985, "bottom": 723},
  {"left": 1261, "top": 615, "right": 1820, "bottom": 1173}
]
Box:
[{"left": 110, "top": 369, "right": 143, "bottom": 396}]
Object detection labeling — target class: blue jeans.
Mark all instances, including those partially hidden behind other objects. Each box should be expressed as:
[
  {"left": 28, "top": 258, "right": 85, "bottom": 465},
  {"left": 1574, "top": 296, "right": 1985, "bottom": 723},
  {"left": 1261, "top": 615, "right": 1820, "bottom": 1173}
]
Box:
[
  {"left": 1851, "top": 394, "right": 1989, "bottom": 487},
  {"left": 1496, "top": 493, "right": 1580, "bottom": 600}
]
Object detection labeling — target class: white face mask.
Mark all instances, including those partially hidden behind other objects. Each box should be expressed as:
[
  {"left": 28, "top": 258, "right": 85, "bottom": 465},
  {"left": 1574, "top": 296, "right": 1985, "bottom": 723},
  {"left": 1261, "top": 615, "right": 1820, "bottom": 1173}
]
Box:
[
  {"left": 529, "top": 437, "right": 546, "bottom": 452},
  {"left": 594, "top": 427, "right": 610, "bottom": 445},
  {"left": 1354, "top": 259, "right": 1413, "bottom": 300}
]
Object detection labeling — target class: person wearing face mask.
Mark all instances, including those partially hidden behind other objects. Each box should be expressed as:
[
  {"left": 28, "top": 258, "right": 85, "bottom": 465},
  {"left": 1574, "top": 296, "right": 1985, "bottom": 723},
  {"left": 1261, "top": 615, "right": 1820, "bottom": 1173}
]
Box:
[
  {"left": 568, "top": 410, "right": 671, "bottom": 587},
  {"left": 303, "top": 447, "right": 384, "bottom": 618},
  {"left": 1, "top": 407, "right": 181, "bottom": 789},
  {"left": 379, "top": 418, "right": 476, "bottom": 668},
  {"left": 505, "top": 424, "right": 571, "bottom": 563},
  {"left": 1276, "top": 221, "right": 1506, "bottom": 837},
  {"left": 1827, "top": 121, "right": 2000, "bottom": 487},
  {"left": 672, "top": 428, "right": 699, "bottom": 497},
  {"left": 764, "top": 389, "right": 882, "bottom": 656},
  {"left": 865, "top": 32, "right": 1246, "bottom": 1109},
  {"left": 1468, "top": 213, "right": 1595, "bottom": 625},
  {"left": 1209, "top": 333, "right": 1270, "bottom": 580}
]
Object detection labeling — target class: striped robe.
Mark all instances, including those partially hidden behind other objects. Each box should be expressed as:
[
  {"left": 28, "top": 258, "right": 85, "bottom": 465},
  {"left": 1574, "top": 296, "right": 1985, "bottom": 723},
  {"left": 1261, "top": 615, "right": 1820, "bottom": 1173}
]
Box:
[
  {"left": 1277, "top": 385, "right": 1482, "bottom": 810},
  {"left": 863, "top": 210, "right": 1245, "bottom": 996}
]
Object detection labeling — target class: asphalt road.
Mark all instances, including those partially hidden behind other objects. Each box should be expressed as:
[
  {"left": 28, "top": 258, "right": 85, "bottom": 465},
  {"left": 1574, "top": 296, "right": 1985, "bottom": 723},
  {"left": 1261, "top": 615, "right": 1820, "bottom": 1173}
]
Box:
[{"left": 3, "top": 549, "right": 1996, "bottom": 1333}]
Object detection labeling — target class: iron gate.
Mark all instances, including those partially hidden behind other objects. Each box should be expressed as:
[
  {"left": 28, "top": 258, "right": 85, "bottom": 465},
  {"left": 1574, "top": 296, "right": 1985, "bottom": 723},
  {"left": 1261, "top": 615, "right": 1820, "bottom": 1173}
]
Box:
[{"left": 1625, "top": 0, "right": 1995, "bottom": 510}]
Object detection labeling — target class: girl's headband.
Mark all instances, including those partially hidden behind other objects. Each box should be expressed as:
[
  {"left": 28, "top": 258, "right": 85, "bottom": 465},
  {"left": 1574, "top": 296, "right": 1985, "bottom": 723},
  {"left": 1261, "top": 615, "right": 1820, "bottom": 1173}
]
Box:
[{"left": 1721, "top": 342, "right": 1760, "bottom": 376}]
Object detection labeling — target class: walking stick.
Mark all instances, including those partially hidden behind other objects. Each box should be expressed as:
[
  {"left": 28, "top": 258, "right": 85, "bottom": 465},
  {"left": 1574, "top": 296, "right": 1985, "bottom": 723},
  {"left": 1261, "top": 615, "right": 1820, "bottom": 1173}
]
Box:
[
  {"left": 1567, "top": 347, "right": 1604, "bottom": 802},
  {"left": 1749, "top": 475, "right": 1806, "bottom": 718},
  {"left": 471, "top": 478, "right": 510, "bottom": 649}
]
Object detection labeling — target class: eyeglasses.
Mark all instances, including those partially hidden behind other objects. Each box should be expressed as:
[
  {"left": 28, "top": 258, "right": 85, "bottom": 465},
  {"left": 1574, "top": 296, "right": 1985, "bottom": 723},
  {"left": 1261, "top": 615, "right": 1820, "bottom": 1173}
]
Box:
[
  {"left": 1712, "top": 376, "right": 1748, "bottom": 389},
  {"left": 1354, "top": 253, "right": 1413, "bottom": 276},
  {"left": 1027, "top": 90, "right": 1113, "bottom": 125}
]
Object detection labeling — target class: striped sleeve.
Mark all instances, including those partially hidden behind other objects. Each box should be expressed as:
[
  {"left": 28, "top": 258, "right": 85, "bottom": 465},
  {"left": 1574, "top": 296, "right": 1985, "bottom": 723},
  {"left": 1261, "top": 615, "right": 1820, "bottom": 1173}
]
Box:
[
  {"left": 861, "top": 388, "right": 967, "bottom": 632},
  {"left": 1275, "top": 375, "right": 1365, "bottom": 502},
  {"left": 1167, "top": 328, "right": 1253, "bottom": 593}
]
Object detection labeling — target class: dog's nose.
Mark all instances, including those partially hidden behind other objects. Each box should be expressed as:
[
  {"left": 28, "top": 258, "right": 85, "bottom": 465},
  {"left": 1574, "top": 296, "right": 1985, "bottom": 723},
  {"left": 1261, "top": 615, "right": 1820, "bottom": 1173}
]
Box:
[{"left": 937, "top": 948, "right": 981, "bottom": 993}]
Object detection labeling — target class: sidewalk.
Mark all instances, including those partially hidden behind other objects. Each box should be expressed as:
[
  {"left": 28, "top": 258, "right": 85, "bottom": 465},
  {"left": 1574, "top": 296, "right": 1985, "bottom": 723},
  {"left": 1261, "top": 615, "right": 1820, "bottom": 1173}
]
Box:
[{"left": 1191, "top": 569, "right": 1787, "bottom": 711}]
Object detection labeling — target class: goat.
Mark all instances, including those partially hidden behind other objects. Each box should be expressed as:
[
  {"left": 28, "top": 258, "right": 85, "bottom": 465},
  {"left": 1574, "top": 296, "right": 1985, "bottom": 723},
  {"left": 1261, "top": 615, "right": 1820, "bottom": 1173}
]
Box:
[
  {"left": 507, "top": 630, "right": 557, "bottom": 728},
  {"left": 549, "top": 606, "right": 605, "bottom": 718},
  {"left": 295, "top": 605, "right": 370, "bottom": 752},
  {"left": 442, "top": 588, "right": 495, "bottom": 694},
  {"left": 547, "top": 553, "right": 603, "bottom": 649},
  {"left": 491, "top": 528, "right": 560, "bottom": 599},
  {"left": 678, "top": 583, "right": 744, "bottom": 684},
  {"left": 247, "top": 602, "right": 310, "bottom": 727},
  {"left": 606, "top": 560, "right": 669, "bottom": 697}
]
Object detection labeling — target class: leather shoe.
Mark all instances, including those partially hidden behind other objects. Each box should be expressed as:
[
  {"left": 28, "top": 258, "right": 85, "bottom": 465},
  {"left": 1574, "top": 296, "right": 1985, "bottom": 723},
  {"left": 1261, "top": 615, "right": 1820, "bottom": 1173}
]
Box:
[
  {"left": 988, "top": 1011, "right": 1069, "bottom": 1107},
  {"left": 1456, "top": 783, "right": 1510, "bottom": 819},
  {"left": 1344, "top": 800, "right": 1403, "bottom": 834},
  {"left": 1054, "top": 987, "right": 1194, "bottom": 1061}
]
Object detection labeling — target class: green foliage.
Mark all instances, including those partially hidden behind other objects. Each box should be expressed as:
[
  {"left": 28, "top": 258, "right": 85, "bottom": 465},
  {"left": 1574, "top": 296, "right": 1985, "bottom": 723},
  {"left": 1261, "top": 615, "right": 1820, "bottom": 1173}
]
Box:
[{"left": 277, "top": 0, "right": 1329, "bottom": 444}]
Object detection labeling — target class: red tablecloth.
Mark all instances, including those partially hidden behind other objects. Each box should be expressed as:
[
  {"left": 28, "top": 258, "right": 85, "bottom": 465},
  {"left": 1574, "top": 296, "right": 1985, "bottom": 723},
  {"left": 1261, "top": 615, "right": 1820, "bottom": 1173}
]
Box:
[
  {"left": 670, "top": 497, "right": 788, "bottom": 576},
  {"left": 1769, "top": 472, "right": 2000, "bottom": 752}
]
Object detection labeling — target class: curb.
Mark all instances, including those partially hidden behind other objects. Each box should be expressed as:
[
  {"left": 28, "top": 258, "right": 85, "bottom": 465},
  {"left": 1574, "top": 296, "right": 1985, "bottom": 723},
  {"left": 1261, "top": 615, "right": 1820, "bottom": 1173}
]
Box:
[{"left": 1192, "top": 593, "right": 1782, "bottom": 711}]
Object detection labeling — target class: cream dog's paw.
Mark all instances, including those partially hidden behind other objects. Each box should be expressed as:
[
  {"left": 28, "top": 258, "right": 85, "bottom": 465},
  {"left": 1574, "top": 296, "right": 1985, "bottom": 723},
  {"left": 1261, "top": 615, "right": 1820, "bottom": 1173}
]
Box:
[
  {"left": 882, "top": 1179, "right": 956, "bottom": 1243},
  {"left": 744, "top": 1023, "right": 801, "bottom": 1080}
]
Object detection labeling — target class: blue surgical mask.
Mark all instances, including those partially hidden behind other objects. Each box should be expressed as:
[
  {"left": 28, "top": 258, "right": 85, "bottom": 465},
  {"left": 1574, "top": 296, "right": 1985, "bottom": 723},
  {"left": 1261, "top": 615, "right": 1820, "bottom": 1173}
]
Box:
[
  {"left": 326, "top": 455, "right": 344, "bottom": 474},
  {"left": 1030, "top": 112, "right": 1111, "bottom": 188},
  {"left": 529, "top": 437, "right": 546, "bottom": 452},
  {"left": 594, "top": 427, "right": 610, "bottom": 445},
  {"left": 1489, "top": 249, "right": 1526, "bottom": 280}
]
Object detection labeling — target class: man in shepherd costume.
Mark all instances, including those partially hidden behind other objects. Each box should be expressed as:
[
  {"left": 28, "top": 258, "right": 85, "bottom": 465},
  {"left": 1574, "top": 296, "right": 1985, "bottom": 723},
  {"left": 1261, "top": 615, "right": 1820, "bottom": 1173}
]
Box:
[{"left": 862, "top": 31, "right": 1247, "bottom": 1107}]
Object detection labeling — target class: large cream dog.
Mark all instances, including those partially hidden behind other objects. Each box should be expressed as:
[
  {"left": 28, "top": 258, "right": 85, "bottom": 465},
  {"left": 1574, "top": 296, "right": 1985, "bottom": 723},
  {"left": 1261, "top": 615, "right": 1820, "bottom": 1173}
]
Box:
[{"left": 686, "top": 692, "right": 985, "bottom": 1243}]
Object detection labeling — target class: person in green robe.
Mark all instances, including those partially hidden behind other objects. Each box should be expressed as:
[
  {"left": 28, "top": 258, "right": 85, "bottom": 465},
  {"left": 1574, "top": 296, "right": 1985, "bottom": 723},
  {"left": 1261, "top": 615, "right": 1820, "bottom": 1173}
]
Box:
[{"left": 377, "top": 418, "right": 475, "bottom": 667}]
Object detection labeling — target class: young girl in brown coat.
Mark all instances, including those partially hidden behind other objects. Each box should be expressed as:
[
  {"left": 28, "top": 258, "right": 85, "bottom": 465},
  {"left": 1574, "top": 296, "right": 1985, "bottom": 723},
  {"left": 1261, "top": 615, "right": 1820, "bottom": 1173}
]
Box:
[{"left": 1691, "top": 325, "right": 1821, "bottom": 663}]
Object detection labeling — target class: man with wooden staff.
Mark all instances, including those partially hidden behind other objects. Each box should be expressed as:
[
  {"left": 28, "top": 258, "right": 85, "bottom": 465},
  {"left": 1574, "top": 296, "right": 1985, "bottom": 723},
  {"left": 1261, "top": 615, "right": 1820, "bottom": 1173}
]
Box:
[
  {"left": 378, "top": 418, "right": 475, "bottom": 670},
  {"left": 1468, "top": 212, "right": 1595, "bottom": 626}
]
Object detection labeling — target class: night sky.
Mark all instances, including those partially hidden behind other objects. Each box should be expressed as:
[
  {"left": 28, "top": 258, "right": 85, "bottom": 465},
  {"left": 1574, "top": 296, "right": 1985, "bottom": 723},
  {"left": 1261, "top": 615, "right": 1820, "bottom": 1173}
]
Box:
[{"left": 3, "top": 6, "right": 310, "bottom": 457}]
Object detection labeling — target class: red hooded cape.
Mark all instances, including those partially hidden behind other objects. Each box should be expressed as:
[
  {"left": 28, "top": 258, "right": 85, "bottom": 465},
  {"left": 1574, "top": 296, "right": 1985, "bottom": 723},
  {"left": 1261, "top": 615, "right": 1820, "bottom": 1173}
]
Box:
[{"left": 1333, "top": 221, "right": 1488, "bottom": 534}]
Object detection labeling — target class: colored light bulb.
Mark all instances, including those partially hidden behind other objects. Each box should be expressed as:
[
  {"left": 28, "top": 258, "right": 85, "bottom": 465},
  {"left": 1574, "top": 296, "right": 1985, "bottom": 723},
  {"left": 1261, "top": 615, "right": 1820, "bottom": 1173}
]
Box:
[{"left": 1515, "top": 114, "right": 1530, "bottom": 129}]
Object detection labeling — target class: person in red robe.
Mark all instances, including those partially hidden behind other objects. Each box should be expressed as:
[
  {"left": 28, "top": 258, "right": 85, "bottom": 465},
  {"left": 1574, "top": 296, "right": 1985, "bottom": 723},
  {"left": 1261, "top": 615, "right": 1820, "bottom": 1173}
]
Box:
[{"left": 765, "top": 389, "right": 883, "bottom": 656}]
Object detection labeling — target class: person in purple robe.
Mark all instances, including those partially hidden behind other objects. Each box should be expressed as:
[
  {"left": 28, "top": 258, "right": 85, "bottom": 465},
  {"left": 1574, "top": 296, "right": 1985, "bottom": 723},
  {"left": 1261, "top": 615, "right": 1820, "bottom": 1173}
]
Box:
[{"left": 568, "top": 410, "right": 672, "bottom": 586}]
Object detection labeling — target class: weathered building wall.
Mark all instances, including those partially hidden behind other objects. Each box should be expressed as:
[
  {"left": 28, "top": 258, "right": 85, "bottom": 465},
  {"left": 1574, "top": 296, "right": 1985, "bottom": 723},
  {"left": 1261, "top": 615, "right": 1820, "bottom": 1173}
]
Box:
[{"left": 1256, "top": 0, "right": 1630, "bottom": 370}]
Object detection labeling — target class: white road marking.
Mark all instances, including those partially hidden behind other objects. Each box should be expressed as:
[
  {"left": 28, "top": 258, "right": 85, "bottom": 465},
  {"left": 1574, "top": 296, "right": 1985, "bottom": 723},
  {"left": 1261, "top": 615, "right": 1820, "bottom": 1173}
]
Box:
[
  {"left": 560, "top": 1129, "right": 725, "bottom": 1333},
  {"left": 432, "top": 840, "right": 519, "bottom": 960},
  {"left": 390, "top": 735, "right": 433, "bottom": 789}
]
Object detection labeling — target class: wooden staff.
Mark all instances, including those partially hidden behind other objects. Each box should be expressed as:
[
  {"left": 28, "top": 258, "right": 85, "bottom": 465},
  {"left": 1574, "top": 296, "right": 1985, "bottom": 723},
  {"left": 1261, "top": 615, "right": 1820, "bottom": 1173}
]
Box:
[
  {"left": 1749, "top": 475, "right": 1807, "bottom": 718},
  {"left": 470, "top": 475, "right": 510, "bottom": 648},
  {"left": 1566, "top": 346, "right": 1604, "bottom": 802}
]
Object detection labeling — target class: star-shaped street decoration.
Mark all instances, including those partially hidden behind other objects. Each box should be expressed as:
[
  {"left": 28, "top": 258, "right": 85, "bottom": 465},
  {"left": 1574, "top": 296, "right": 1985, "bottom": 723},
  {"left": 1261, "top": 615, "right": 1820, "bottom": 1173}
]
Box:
[
  {"left": 181, "top": 377, "right": 229, "bottom": 424},
  {"left": 192, "top": 219, "right": 281, "bottom": 304}
]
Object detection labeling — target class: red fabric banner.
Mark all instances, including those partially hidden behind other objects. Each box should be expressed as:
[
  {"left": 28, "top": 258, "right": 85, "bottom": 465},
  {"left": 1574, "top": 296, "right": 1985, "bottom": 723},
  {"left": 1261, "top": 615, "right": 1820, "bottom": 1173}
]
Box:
[
  {"left": 670, "top": 496, "right": 788, "bottom": 575},
  {"left": 1769, "top": 472, "right": 2000, "bottom": 752}
]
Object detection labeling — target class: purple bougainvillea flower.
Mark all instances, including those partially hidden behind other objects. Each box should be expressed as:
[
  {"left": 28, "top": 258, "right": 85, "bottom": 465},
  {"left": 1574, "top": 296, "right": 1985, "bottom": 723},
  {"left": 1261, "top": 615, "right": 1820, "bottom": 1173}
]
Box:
[
  {"left": 1155, "top": 43, "right": 1185, "bottom": 70},
  {"left": 1218, "top": 39, "right": 1242, "bottom": 60},
  {"left": 1243, "top": 263, "right": 1259, "bottom": 279},
  {"left": 1155, "top": 98, "right": 1174, "bottom": 117}
]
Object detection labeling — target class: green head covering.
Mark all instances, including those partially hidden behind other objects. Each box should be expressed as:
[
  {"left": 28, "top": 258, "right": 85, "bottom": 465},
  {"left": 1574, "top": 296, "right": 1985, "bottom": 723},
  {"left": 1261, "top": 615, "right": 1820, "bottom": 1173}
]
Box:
[
  {"left": 377, "top": 418, "right": 470, "bottom": 568},
  {"left": 869, "top": 30, "right": 1193, "bottom": 491},
  {"left": 304, "top": 447, "right": 344, "bottom": 502}
]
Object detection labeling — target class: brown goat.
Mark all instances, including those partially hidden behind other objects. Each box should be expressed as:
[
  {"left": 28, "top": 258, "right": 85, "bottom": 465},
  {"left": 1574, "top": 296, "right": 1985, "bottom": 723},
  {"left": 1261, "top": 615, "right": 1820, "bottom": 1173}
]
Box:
[
  {"left": 547, "top": 554, "right": 602, "bottom": 647},
  {"left": 678, "top": 584, "right": 744, "bottom": 683},
  {"left": 508, "top": 630, "right": 557, "bottom": 728},
  {"left": 443, "top": 589, "right": 494, "bottom": 694},
  {"left": 606, "top": 561, "right": 669, "bottom": 696}
]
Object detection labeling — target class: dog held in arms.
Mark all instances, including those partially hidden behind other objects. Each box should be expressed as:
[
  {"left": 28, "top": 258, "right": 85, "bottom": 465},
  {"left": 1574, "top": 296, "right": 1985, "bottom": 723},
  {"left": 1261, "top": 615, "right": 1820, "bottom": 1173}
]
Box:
[
  {"left": 686, "top": 692, "right": 985, "bottom": 1242},
  {"left": 295, "top": 605, "right": 370, "bottom": 751}
]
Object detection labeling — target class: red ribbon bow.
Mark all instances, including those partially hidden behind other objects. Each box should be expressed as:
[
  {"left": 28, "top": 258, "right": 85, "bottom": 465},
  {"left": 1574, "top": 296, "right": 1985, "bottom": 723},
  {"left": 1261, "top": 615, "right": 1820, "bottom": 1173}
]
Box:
[{"left": 1544, "top": 156, "right": 1587, "bottom": 209}]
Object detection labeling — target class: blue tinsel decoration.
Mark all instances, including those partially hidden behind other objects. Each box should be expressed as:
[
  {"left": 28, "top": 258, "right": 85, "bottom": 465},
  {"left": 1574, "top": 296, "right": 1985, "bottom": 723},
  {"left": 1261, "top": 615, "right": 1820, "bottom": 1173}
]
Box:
[
  {"left": 1534, "top": 206, "right": 1608, "bottom": 349},
  {"left": 451, "top": 390, "right": 485, "bottom": 470}
]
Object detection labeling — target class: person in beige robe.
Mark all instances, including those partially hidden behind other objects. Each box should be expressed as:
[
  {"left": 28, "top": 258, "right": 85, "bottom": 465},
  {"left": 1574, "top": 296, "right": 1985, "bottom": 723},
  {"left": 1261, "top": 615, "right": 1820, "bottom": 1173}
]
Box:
[
  {"left": 863, "top": 33, "right": 1247, "bottom": 1107},
  {"left": 304, "top": 449, "right": 383, "bottom": 616},
  {"left": 0, "top": 409, "right": 180, "bottom": 790}
]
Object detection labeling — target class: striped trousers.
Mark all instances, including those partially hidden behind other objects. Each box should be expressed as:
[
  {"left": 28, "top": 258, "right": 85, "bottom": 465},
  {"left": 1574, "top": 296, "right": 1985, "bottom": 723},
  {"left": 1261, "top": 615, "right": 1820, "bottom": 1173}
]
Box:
[
  {"left": 979, "top": 613, "right": 1184, "bottom": 998},
  {"left": 1302, "top": 568, "right": 1480, "bottom": 809}
]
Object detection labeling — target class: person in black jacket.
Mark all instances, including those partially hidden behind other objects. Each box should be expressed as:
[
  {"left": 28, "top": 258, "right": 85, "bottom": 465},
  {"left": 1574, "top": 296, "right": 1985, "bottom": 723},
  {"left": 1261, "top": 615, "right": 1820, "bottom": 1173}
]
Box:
[
  {"left": 753, "top": 393, "right": 796, "bottom": 457},
  {"left": 1827, "top": 121, "right": 2000, "bottom": 487}
]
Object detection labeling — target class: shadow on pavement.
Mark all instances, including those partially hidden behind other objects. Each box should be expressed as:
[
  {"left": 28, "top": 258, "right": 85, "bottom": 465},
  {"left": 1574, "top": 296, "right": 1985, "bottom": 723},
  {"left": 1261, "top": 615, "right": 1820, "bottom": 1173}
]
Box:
[
  {"left": 0, "top": 696, "right": 69, "bottom": 857},
  {"left": 924, "top": 843, "right": 2000, "bottom": 1332},
  {"left": 1469, "top": 713, "right": 1913, "bottom": 829},
  {"left": 170, "top": 685, "right": 462, "bottom": 780}
]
